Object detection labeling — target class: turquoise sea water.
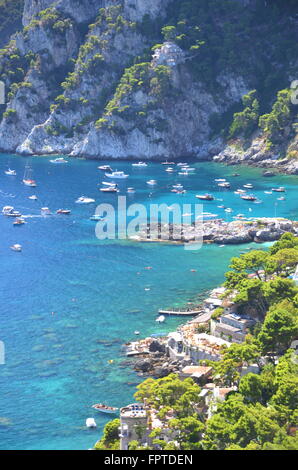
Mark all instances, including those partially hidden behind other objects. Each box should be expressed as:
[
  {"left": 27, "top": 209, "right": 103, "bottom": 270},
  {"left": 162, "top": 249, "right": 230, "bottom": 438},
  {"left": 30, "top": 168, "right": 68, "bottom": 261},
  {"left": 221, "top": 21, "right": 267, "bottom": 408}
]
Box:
[{"left": 0, "top": 155, "right": 297, "bottom": 450}]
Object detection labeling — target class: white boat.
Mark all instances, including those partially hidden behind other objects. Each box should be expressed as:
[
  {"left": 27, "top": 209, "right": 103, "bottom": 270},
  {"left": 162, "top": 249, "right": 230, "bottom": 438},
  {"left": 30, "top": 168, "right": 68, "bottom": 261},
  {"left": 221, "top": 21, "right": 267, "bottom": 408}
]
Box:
[
  {"left": 90, "top": 215, "right": 105, "bottom": 221},
  {"left": 99, "top": 187, "right": 118, "bottom": 193},
  {"left": 105, "top": 171, "right": 129, "bottom": 179},
  {"left": 75, "top": 197, "right": 95, "bottom": 204},
  {"left": 272, "top": 187, "right": 286, "bottom": 193},
  {"left": 243, "top": 184, "right": 253, "bottom": 189},
  {"left": 91, "top": 404, "right": 119, "bottom": 414},
  {"left": 156, "top": 315, "right": 165, "bottom": 323},
  {"left": 5, "top": 168, "right": 16, "bottom": 176},
  {"left": 127, "top": 187, "right": 135, "bottom": 194},
  {"left": 165, "top": 167, "right": 174, "bottom": 172},
  {"left": 50, "top": 157, "right": 68, "bottom": 164},
  {"left": 86, "top": 418, "right": 97, "bottom": 428},
  {"left": 13, "top": 218, "right": 26, "bottom": 226},
  {"left": 29, "top": 195, "right": 38, "bottom": 200},
  {"left": 98, "top": 165, "right": 112, "bottom": 171},
  {"left": 218, "top": 182, "right": 231, "bottom": 188},
  {"left": 177, "top": 162, "right": 188, "bottom": 166},
  {"left": 102, "top": 182, "right": 117, "bottom": 187},
  {"left": 23, "top": 164, "right": 37, "bottom": 187},
  {"left": 10, "top": 244, "right": 22, "bottom": 252},
  {"left": 56, "top": 209, "right": 71, "bottom": 215},
  {"left": 132, "top": 162, "right": 148, "bottom": 167},
  {"left": 147, "top": 180, "right": 157, "bottom": 186},
  {"left": 2, "top": 205, "right": 14, "bottom": 214},
  {"left": 41, "top": 207, "right": 51, "bottom": 215}
]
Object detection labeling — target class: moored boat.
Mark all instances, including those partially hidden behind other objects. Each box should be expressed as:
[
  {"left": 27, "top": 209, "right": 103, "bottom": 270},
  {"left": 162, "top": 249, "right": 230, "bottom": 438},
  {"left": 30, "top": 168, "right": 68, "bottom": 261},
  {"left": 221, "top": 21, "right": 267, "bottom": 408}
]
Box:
[
  {"left": 10, "top": 244, "right": 22, "bottom": 252},
  {"left": 56, "top": 209, "right": 71, "bottom": 215},
  {"left": 5, "top": 168, "right": 16, "bottom": 176},
  {"left": 272, "top": 187, "right": 286, "bottom": 192},
  {"left": 91, "top": 404, "right": 119, "bottom": 414},
  {"left": 13, "top": 218, "right": 26, "bottom": 226},
  {"left": 50, "top": 157, "right": 68, "bottom": 164},
  {"left": 75, "top": 196, "right": 95, "bottom": 204},
  {"left": 196, "top": 193, "right": 214, "bottom": 201},
  {"left": 105, "top": 171, "right": 129, "bottom": 179}
]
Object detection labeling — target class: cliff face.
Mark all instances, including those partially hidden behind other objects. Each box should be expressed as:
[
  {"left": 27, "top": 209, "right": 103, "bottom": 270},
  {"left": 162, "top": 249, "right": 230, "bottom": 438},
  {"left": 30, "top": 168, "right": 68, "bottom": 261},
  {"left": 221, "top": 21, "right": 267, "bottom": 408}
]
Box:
[{"left": 0, "top": 0, "right": 297, "bottom": 171}]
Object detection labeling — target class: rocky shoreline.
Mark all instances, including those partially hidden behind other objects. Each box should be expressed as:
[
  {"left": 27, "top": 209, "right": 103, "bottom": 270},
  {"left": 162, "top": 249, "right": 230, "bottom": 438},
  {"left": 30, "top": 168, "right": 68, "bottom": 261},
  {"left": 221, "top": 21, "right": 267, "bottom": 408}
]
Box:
[{"left": 129, "top": 217, "right": 298, "bottom": 246}]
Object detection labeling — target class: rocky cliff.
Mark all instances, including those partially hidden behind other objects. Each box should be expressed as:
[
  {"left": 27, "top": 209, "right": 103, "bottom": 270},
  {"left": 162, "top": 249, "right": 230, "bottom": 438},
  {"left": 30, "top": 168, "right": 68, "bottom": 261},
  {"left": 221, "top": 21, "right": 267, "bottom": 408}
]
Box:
[{"left": 0, "top": 0, "right": 297, "bottom": 171}]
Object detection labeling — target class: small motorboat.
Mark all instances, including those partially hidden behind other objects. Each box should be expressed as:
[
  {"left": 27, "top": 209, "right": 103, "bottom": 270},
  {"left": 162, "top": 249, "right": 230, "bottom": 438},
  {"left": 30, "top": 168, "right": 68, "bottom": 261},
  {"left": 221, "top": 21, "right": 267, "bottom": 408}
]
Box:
[
  {"left": 234, "top": 189, "right": 246, "bottom": 194},
  {"left": 196, "top": 194, "right": 214, "bottom": 201},
  {"left": 102, "top": 181, "right": 117, "bottom": 186},
  {"left": 5, "top": 210, "right": 22, "bottom": 218},
  {"left": 177, "top": 162, "right": 188, "bottom": 167},
  {"left": 91, "top": 404, "right": 119, "bottom": 414},
  {"left": 86, "top": 418, "right": 97, "bottom": 428},
  {"left": 232, "top": 173, "right": 240, "bottom": 177},
  {"left": 225, "top": 208, "right": 233, "bottom": 213},
  {"left": 105, "top": 171, "right": 129, "bottom": 179},
  {"left": 161, "top": 161, "right": 175, "bottom": 165},
  {"left": 5, "top": 168, "right": 16, "bottom": 176},
  {"left": 56, "top": 209, "right": 71, "bottom": 215},
  {"left": 243, "top": 184, "right": 253, "bottom": 189},
  {"left": 132, "top": 162, "right": 148, "bottom": 167},
  {"left": 215, "top": 178, "right": 226, "bottom": 182},
  {"left": 23, "top": 179, "right": 37, "bottom": 187},
  {"left": 10, "top": 244, "right": 22, "bottom": 252},
  {"left": 272, "top": 187, "right": 286, "bottom": 193},
  {"left": 75, "top": 197, "right": 95, "bottom": 204},
  {"left": 165, "top": 167, "right": 175, "bottom": 173},
  {"left": 29, "top": 195, "right": 38, "bottom": 200},
  {"left": 90, "top": 215, "right": 105, "bottom": 221},
  {"left": 241, "top": 195, "right": 257, "bottom": 201},
  {"left": 156, "top": 315, "right": 165, "bottom": 323},
  {"left": 127, "top": 187, "right": 135, "bottom": 194},
  {"left": 98, "top": 165, "right": 112, "bottom": 171},
  {"left": 172, "top": 184, "right": 183, "bottom": 190},
  {"left": 50, "top": 157, "right": 68, "bottom": 164},
  {"left": 263, "top": 171, "right": 275, "bottom": 177},
  {"left": 264, "top": 191, "right": 272, "bottom": 195},
  {"left": 218, "top": 182, "right": 231, "bottom": 188},
  {"left": 147, "top": 180, "right": 157, "bottom": 186},
  {"left": 100, "top": 186, "right": 118, "bottom": 192},
  {"left": 41, "top": 207, "right": 51, "bottom": 215},
  {"left": 277, "top": 196, "right": 286, "bottom": 201},
  {"left": 2, "top": 206, "right": 14, "bottom": 214},
  {"left": 13, "top": 218, "right": 26, "bottom": 226}
]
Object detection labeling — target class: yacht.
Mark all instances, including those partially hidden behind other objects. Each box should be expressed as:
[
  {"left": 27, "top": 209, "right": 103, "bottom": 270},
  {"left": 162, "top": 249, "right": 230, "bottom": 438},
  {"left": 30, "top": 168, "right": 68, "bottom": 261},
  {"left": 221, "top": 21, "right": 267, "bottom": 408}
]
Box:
[
  {"left": 241, "top": 195, "right": 257, "bottom": 201},
  {"left": 99, "top": 186, "right": 119, "bottom": 193},
  {"left": 41, "top": 207, "right": 51, "bottom": 215},
  {"left": 13, "top": 218, "right": 26, "bottom": 226},
  {"left": 75, "top": 197, "right": 95, "bottom": 204},
  {"left": 132, "top": 162, "right": 148, "bottom": 167},
  {"left": 10, "top": 244, "right": 22, "bottom": 252},
  {"left": 272, "top": 187, "right": 286, "bottom": 193},
  {"left": 50, "top": 157, "right": 68, "bottom": 164},
  {"left": 105, "top": 171, "right": 129, "bottom": 179},
  {"left": 2, "top": 206, "right": 14, "bottom": 214},
  {"left": 196, "top": 194, "right": 214, "bottom": 201},
  {"left": 218, "top": 182, "right": 231, "bottom": 188},
  {"left": 98, "top": 165, "right": 112, "bottom": 171},
  {"left": 90, "top": 214, "right": 105, "bottom": 221},
  {"left": 56, "top": 209, "right": 71, "bottom": 215},
  {"left": 4, "top": 209, "right": 22, "bottom": 217},
  {"left": 5, "top": 168, "right": 16, "bottom": 176}
]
